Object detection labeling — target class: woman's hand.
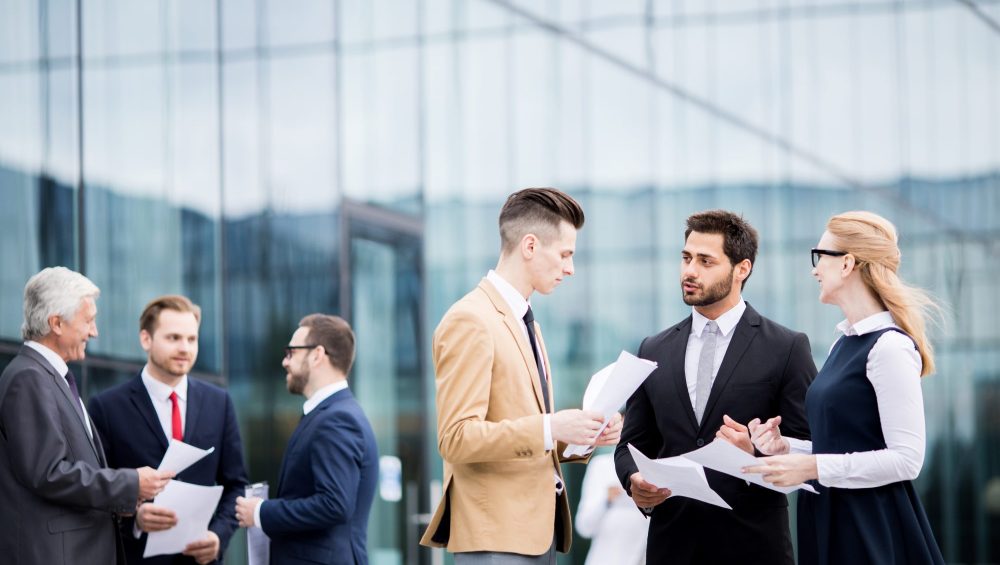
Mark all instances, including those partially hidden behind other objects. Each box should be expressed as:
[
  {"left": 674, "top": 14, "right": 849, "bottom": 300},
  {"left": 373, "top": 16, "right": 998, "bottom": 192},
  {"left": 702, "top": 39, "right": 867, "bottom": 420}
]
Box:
[{"left": 742, "top": 454, "right": 818, "bottom": 487}]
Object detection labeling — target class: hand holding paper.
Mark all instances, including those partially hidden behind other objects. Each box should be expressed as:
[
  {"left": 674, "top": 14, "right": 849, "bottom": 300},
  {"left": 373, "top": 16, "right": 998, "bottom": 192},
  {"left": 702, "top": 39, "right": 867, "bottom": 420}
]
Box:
[
  {"left": 563, "top": 351, "right": 657, "bottom": 458},
  {"left": 682, "top": 439, "right": 817, "bottom": 494},
  {"left": 627, "top": 444, "right": 732, "bottom": 509}
]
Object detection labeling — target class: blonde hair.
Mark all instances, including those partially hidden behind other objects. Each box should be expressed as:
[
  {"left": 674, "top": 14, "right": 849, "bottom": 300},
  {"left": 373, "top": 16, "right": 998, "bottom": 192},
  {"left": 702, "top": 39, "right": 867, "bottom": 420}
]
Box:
[{"left": 827, "top": 211, "right": 939, "bottom": 376}]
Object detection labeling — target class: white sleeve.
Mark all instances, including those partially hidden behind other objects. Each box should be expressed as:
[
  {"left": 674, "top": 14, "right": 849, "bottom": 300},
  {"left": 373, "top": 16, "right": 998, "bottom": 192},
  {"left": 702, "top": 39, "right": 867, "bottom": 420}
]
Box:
[
  {"left": 786, "top": 437, "right": 813, "bottom": 455},
  {"left": 574, "top": 455, "right": 613, "bottom": 539},
  {"left": 816, "top": 331, "right": 926, "bottom": 488}
]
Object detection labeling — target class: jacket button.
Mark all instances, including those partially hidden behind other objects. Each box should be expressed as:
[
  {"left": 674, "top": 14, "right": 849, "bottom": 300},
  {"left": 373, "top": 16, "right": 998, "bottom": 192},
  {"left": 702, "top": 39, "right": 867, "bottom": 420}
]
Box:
[{"left": 696, "top": 438, "right": 705, "bottom": 447}]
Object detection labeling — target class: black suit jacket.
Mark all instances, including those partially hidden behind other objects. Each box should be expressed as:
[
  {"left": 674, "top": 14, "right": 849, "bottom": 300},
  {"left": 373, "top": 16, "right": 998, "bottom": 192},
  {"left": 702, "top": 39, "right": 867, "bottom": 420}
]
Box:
[
  {"left": 89, "top": 373, "right": 249, "bottom": 565},
  {"left": 615, "top": 303, "right": 817, "bottom": 564}
]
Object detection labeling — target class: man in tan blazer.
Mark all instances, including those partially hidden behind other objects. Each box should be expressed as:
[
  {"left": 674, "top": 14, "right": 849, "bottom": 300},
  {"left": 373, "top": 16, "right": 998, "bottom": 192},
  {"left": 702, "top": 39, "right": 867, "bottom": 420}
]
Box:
[{"left": 420, "top": 188, "right": 623, "bottom": 564}]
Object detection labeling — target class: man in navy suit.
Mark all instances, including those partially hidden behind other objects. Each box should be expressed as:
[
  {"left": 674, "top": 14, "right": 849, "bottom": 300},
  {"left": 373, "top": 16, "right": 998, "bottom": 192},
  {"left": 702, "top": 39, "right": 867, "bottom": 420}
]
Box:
[
  {"left": 89, "top": 295, "right": 249, "bottom": 564},
  {"left": 235, "top": 314, "right": 378, "bottom": 565}
]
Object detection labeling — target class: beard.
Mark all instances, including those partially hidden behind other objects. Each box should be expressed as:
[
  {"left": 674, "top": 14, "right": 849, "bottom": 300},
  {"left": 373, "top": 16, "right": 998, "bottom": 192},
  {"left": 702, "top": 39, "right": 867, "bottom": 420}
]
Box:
[
  {"left": 681, "top": 267, "right": 735, "bottom": 307},
  {"left": 286, "top": 362, "right": 310, "bottom": 395},
  {"left": 149, "top": 348, "right": 193, "bottom": 378}
]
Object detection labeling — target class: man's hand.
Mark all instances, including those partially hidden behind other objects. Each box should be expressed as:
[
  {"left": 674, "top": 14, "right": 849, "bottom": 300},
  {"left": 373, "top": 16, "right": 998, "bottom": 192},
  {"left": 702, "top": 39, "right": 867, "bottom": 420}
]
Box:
[
  {"left": 715, "top": 414, "right": 753, "bottom": 454},
  {"left": 629, "top": 472, "right": 671, "bottom": 508},
  {"left": 136, "top": 503, "right": 178, "bottom": 532},
  {"left": 742, "top": 454, "right": 817, "bottom": 487},
  {"left": 594, "top": 412, "right": 623, "bottom": 447},
  {"left": 550, "top": 409, "right": 605, "bottom": 445},
  {"left": 235, "top": 496, "right": 263, "bottom": 528},
  {"left": 747, "top": 416, "right": 790, "bottom": 455},
  {"left": 136, "top": 467, "right": 175, "bottom": 500},
  {"left": 183, "top": 531, "right": 220, "bottom": 564}
]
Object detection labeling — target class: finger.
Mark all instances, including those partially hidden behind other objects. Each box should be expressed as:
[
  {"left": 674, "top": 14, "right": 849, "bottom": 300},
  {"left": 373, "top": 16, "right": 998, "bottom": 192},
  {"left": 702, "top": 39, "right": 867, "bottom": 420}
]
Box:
[{"left": 722, "top": 414, "right": 747, "bottom": 431}]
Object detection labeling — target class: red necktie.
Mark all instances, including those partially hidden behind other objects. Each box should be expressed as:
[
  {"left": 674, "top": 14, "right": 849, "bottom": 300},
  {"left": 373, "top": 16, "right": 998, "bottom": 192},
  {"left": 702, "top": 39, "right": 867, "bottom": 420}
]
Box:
[{"left": 169, "top": 391, "right": 183, "bottom": 441}]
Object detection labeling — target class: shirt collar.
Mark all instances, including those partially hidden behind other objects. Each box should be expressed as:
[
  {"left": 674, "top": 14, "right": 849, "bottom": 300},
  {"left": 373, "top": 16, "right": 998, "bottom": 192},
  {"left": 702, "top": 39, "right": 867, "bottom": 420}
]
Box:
[
  {"left": 141, "top": 365, "right": 188, "bottom": 402},
  {"left": 25, "top": 341, "right": 68, "bottom": 377},
  {"left": 836, "top": 311, "right": 896, "bottom": 336},
  {"left": 487, "top": 270, "right": 530, "bottom": 321},
  {"left": 691, "top": 299, "right": 746, "bottom": 338},
  {"left": 304, "top": 380, "right": 349, "bottom": 415}
]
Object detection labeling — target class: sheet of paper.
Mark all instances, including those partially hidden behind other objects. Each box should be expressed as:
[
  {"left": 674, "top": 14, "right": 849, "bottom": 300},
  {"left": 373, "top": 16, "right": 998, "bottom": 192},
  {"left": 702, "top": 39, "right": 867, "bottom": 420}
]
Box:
[
  {"left": 627, "top": 444, "right": 731, "bottom": 509},
  {"left": 682, "top": 439, "right": 818, "bottom": 495},
  {"left": 142, "top": 480, "right": 224, "bottom": 558},
  {"left": 246, "top": 482, "right": 270, "bottom": 565},
  {"left": 157, "top": 439, "right": 215, "bottom": 475},
  {"left": 563, "top": 351, "right": 657, "bottom": 458}
]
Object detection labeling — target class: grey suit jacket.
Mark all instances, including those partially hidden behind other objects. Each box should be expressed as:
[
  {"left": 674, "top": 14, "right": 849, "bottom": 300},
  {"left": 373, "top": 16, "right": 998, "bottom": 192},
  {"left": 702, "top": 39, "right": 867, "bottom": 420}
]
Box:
[{"left": 0, "top": 346, "right": 139, "bottom": 564}]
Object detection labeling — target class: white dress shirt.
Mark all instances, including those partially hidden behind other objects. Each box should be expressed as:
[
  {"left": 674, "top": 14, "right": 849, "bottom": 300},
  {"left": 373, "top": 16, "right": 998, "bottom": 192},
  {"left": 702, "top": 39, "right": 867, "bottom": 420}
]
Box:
[
  {"left": 25, "top": 340, "right": 92, "bottom": 438},
  {"left": 786, "top": 311, "right": 926, "bottom": 488},
  {"left": 486, "top": 270, "right": 554, "bottom": 451},
  {"left": 685, "top": 300, "right": 747, "bottom": 410},
  {"left": 140, "top": 366, "right": 188, "bottom": 442},
  {"left": 254, "top": 380, "right": 350, "bottom": 527}
]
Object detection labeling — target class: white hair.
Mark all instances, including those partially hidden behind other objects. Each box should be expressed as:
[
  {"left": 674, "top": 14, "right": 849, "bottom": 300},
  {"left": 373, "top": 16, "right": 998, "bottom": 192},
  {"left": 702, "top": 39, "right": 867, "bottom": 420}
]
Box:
[{"left": 21, "top": 267, "right": 101, "bottom": 341}]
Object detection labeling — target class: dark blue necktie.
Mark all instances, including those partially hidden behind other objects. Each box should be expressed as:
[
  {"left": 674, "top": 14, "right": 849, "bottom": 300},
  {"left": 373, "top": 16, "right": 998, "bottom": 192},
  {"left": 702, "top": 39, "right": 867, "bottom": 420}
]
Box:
[
  {"left": 523, "top": 307, "right": 551, "bottom": 413},
  {"left": 64, "top": 369, "right": 82, "bottom": 406}
]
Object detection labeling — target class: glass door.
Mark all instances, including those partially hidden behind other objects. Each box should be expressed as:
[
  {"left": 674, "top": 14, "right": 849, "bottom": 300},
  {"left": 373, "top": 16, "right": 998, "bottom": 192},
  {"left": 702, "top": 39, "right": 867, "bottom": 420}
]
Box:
[{"left": 341, "top": 201, "right": 427, "bottom": 565}]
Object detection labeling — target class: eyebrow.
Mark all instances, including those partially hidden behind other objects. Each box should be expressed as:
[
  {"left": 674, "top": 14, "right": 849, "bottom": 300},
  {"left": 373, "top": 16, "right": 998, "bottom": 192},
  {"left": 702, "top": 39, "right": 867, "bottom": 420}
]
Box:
[{"left": 682, "top": 250, "right": 719, "bottom": 260}]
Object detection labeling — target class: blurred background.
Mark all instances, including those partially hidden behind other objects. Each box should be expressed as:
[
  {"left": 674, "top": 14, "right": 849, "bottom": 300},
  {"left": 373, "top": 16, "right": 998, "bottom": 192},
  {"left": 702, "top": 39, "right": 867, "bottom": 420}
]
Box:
[{"left": 1, "top": 0, "right": 998, "bottom": 563}]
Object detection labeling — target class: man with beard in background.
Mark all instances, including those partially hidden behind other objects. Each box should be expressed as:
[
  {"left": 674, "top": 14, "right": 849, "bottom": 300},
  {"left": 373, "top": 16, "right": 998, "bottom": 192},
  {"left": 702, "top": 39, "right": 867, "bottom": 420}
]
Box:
[
  {"left": 89, "top": 295, "right": 248, "bottom": 564},
  {"left": 614, "top": 210, "right": 817, "bottom": 564},
  {"left": 235, "top": 314, "right": 378, "bottom": 565}
]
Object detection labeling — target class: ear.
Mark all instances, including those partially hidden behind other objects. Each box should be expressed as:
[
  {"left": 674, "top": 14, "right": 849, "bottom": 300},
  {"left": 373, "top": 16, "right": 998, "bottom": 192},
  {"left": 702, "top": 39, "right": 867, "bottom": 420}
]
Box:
[
  {"left": 47, "top": 315, "right": 63, "bottom": 336},
  {"left": 841, "top": 254, "right": 857, "bottom": 278},
  {"left": 520, "top": 233, "right": 539, "bottom": 259},
  {"left": 139, "top": 329, "right": 153, "bottom": 352},
  {"left": 308, "top": 345, "right": 326, "bottom": 368},
  {"left": 734, "top": 259, "right": 752, "bottom": 283}
]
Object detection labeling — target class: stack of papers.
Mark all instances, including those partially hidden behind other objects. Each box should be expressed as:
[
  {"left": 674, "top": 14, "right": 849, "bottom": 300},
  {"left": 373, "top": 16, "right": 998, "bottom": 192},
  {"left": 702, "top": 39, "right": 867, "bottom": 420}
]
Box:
[{"left": 627, "top": 438, "right": 817, "bottom": 512}]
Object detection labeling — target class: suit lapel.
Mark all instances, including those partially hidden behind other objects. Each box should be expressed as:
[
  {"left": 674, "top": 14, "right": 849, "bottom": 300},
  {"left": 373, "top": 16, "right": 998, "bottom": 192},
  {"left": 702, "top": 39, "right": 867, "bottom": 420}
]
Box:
[
  {"left": 479, "top": 280, "right": 547, "bottom": 414},
  {"left": 277, "top": 390, "right": 348, "bottom": 493},
  {"left": 666, "top": 317, "right": 700, "bottom": 434},
  {"left": 21, "top": 347, "right": 104, "bottom": 460},
  {"left": 185, "top": 379, "right": 202, "bottom": 445},
  {"left": 129, "top": 376, "right": 170, "bottom": 450},
  {"left": 699, "top": 305, "right": 760, "bottom": 431}
]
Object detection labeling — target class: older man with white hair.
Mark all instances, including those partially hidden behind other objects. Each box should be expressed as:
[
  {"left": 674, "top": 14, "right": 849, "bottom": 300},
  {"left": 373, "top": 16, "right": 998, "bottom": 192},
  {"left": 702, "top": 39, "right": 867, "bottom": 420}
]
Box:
[{"left": 0, "top": 266, "right": 175, "bottom": 565}]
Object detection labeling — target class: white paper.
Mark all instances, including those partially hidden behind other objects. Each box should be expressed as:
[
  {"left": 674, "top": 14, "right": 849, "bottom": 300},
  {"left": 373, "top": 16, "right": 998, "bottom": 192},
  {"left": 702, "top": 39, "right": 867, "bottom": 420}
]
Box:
[
  {"left": 158, "top": 439, "right": 215, "bottom": 475},
  {"left": 142, "top": 480, "right": 224, "bottom": 558},
  {"left": 563, "top": 351, "right": 658, "bottom": 458},
  {"left": 246, "top": 482, "right": 270, "bottom": 565},
  {"left": 628, "top": 444, "right": 731, "bottom": 509},
  {"left": 682, "top": 439, "right": 818, "bottom": 495}
]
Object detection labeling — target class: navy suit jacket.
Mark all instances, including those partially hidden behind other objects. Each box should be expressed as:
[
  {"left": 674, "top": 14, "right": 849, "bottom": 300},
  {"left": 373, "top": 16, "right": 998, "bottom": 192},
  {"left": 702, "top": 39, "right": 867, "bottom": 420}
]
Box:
[
  {"left": 88, "top": 374, "right": 249, "bottom": 565},
  {"left": 261, "top": 388, "right": 378, "bottom": 565}
]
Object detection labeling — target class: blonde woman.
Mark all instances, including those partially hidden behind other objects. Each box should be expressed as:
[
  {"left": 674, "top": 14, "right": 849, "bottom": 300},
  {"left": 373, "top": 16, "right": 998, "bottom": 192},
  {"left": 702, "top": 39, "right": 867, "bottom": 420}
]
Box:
[{"left": 740, "top": 211, "right": 944, "bottom": 564}]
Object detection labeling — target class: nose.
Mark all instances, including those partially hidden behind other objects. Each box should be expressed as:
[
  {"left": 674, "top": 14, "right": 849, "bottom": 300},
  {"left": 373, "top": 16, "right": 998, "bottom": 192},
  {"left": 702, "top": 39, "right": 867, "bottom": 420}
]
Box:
[
  {"left": 564, "top": 258, "right": 575, "bottom": 276},
  {"left": 682, "top": 261, "right": 698, "bottom": 279},
  {"left": 281, "top": 356, "right": 290, "bottom": 369},
  {"left": 90, "top": 323, "right": 99, "bottom": 338}
]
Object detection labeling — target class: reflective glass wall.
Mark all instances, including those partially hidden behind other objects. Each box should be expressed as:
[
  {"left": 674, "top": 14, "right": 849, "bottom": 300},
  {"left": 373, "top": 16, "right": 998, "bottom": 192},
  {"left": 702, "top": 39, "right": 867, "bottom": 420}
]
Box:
[{"left": 2, "top": 1, "right": 999, "bottom": 564}]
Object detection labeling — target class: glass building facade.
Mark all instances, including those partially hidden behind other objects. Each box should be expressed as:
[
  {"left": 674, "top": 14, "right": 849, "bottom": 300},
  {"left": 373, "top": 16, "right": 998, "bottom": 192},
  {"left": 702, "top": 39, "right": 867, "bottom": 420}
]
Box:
[{"left": 1, "top": 1, "right": 998, "bottom": 563}]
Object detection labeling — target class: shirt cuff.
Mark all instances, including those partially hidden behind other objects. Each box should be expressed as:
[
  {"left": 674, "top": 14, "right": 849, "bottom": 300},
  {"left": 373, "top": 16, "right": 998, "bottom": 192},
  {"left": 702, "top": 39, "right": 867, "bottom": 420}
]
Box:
[
  {"left": 815, "top": 453, "right": 845, "bottom": 485},
  {"left": 543, "top": 414, "right": 553, "bottom": 451},
  {"left": 253, "top": 499, "right": 264, "bottom": 529},
  {"left": 133, "top": 519, "right": 143, "bottom": 539}
]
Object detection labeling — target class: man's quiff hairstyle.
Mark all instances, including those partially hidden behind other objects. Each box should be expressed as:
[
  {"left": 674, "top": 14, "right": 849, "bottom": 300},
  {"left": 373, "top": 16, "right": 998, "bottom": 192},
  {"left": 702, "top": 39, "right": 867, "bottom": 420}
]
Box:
[
  {"left": 685, "top": 209, "right": 759, "bottom": 289},
  {"left": 140, "top": 295, "right": 202, "bottom": 335},
  {"left": 299, "top": 314, "right": 356, "bottom": 376},
  {"left": 498, "top": 187, "right": 585, "bottom": 254}
]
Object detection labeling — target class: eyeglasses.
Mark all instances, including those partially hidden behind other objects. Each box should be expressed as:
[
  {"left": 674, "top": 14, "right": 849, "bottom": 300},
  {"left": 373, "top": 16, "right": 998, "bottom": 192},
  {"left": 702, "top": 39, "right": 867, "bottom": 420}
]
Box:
[
  {"left": 811, "top": 248, "right": 848, "bottom": 268},
  {"left": 283, "top": 344, "right": 318, "bottom": 359}
]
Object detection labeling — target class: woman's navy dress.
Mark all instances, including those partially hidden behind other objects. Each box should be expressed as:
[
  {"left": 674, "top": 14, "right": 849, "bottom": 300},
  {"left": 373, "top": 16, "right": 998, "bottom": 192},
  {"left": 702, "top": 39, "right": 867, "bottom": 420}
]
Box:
[{"left": 797, "top": 328, "right": 944, "bottom": 565}]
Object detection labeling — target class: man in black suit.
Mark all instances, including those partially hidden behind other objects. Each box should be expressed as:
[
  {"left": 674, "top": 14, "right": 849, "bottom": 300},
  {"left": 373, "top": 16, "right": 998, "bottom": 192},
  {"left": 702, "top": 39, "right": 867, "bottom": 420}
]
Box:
[
  {"left": 89, "top": 295, "right": 249, "bottom": 564},
  {"left": 0, "top": 267, "right": 174, "bottom": 564},
  {"left": 615, "top": 210, "right": 817, "bottom": 564}
]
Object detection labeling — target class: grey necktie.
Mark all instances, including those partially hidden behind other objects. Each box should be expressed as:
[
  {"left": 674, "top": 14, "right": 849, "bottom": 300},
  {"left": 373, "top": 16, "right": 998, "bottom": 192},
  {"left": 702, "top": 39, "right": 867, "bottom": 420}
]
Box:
[{"left": 694, "top": 320, "right": 719, "bottom": 423}]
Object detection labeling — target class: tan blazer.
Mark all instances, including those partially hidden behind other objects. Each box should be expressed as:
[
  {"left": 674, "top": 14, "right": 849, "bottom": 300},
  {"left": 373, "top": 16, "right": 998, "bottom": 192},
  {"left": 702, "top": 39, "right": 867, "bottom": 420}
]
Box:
[{"left": 420, "top": 279, "right": 584, "bottom": 555}]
